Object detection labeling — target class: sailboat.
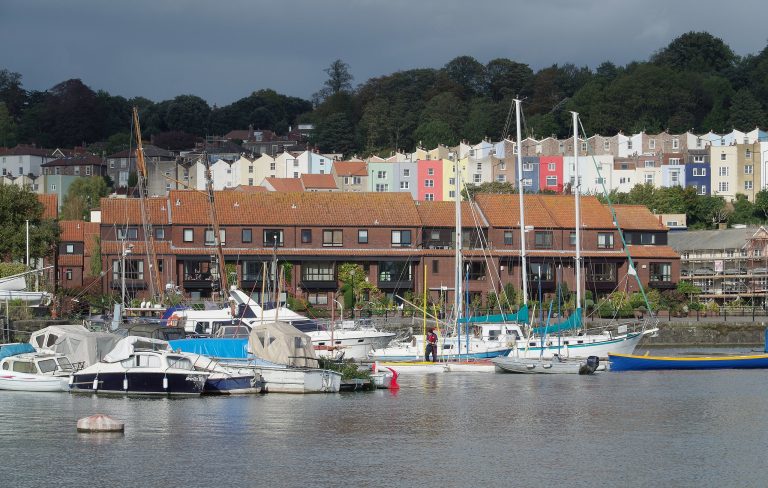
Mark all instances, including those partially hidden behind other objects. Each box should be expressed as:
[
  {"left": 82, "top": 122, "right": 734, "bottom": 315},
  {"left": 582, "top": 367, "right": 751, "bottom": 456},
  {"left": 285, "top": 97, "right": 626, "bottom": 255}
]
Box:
[{"left": 496, "top": 107, "right": 656, "bottom": 362}]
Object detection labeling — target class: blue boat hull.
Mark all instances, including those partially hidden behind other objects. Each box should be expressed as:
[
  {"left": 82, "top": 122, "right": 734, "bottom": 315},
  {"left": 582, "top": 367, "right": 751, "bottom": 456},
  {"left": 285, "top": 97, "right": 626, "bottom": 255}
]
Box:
[
  {"left": 204, "top": 375, "right": 262, "bottom": 394},
  {"left": 609, "top": 353, "right": 768, "bottom": 371}
]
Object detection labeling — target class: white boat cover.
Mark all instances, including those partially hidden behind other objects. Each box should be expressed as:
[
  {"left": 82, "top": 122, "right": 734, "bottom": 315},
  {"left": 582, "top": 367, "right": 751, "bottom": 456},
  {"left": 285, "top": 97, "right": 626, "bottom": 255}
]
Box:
[
  {"left": 29, "top": 324, "right": 121, "bottom": 367},
  {"left": 103, "top": 336, "right": 171, "bottom": 363},
  {"left": 248, "top": 321, "right": 318, "bottom": 368}
]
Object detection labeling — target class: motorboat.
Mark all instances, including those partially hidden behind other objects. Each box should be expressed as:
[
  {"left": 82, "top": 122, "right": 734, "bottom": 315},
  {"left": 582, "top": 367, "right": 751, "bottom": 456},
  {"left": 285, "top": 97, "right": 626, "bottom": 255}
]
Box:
[
  {"left": 0, "top": 343, "right": 75, "bottom": 391},
  {"left": 492, "top": 354, "right": 602, "bottom": 375},
  {"left": 70, "top": 337, "right": 208, "bottom": 396},
  {"left": 29, "top": 324, "right": 122, "bottom": 369},
  {"left": 307, "top": 320, "right": 395, "bottom": 360}
]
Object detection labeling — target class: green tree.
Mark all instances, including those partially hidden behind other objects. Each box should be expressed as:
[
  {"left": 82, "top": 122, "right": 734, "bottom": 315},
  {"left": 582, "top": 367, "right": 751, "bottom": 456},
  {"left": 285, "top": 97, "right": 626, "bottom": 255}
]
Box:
[
  {"left": 485, "top": 58, "right": 534, "bottom": 101},
  {"left": 311, "top": 112, "right": 357, "bottom": 156},
  {"left": 60, "top": 177, "right": 110, "bottom": 221},
  {"left": 337, "top": 263, "right": 378, "bottom": 314},
  {"left": 0, "top": 102, "right": 17, "bottom": 146},
  {"left": 313, "top": 59, "right": 354, "bottom": 104},
  {"left": 105, "top": 132, "right": 131, "bottom": 155},
  {"left": 0, "top": 184, "right": 59, "bottom": 261},
  {"left": 164, "top": 95, "right": 211, "bottom": 135},
  {"left": 652, "top": 31, "right": 736, "bottom": 74},
  {"left": 728, "top": 88, "right": 765, "bottom": 130},
  {"left": 442, "top": 55, "right": 487, "bottom": 97},
  {"left": 0, "top": 69, "right": 26, "bottom": 119},
  {"left": 413, "top": 120, "right": 455, "bottom": 149}
]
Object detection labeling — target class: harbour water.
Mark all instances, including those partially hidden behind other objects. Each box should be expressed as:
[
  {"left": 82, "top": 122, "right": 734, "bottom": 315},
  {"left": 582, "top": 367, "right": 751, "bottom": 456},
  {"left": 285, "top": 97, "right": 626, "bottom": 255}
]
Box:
[{"left": 2, "top": 361, "right": 768, "bottom": 487}]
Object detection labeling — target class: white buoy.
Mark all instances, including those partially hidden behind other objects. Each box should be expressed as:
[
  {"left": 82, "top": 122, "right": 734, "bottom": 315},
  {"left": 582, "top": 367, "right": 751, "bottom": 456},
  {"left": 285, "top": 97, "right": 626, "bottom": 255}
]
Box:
[{"left": 77, "top": 414, "right": 124, "bottom": 433}]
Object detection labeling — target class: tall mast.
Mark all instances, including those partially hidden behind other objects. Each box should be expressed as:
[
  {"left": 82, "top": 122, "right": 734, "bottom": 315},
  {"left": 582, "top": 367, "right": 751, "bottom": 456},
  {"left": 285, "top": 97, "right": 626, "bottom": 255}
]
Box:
[
  {"left": 515, "top": 99, "right": 528, "bottom": 305},
  {"left": 572, "top": 111, "right": 582, "bottom": 311},
  {"left": 132, "top": 107, "right": 162, "bottom": 303},
  {"left": 454, "top": 155, "right": 463, "bottom": 326},
  {"left": 203, "top": 152, "right": 229, "bottom": 300}
]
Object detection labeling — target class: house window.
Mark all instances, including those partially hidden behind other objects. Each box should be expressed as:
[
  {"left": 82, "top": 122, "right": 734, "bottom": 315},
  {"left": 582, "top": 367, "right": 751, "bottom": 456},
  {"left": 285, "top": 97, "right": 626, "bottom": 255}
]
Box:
[
  {"left": 270, "top": 162, "right": 276, "bottom": 171},
  {"left": 496, "top": 175, "right": 506, "bottom": 183},
  {"left": 65, "top": 244, "right": 74, "bottom": 254},
  {"left": 546, "top": 176, "right": 557, "bottom": 187},
  {"left": 627, "top": 140, "right": 633, "bottom": 150},
  {"left": 293, "top": 172, "right": 299, "bottom": 178},
  {"left": 590, "top": 263, "right": 616, "bottom": 282},
  {"left": 746, "top": 149, "right": 752, "bottom": 158},
  {"left": 400, "top": 181, "right": 410, "bottom": 189},
  {"left": 301, "top": 229, "right": 312, "bottom": 243},
  {"left": 117, "top": 228, "right": 138, "bottom": 240},
  {"left": 449, "top": 177, "right": 456, "bottom": 185},
  {"left": 644, "top": 160, "right": 655, "bottom": 168},
  {"left": 242, "top": 228, "right": 252, "bottom": 243},
  {"left": 698, "top": 185, "right": 707, "bottom": 195},
  {"left": 522, "top": 179, "right": 533, "bottom": 187},
  {"left": 183, "top": 229, "right": 193, "bottom": 242},
  {"left": 669, "top": 158, "right": 681, "bottom": 165},
  {"left": 66, "top": 269, "right": 73, "bottom": 280},
  {"left": 448, "top": 191, "right": 455, "bottom": 199},
  {"left": 402, "top": 169, "right": 410, "bottom": 177},
  {"left": 113, "top": 260, "right": 144, "bottom": 280},
  {"left": 302, "top": 262, "right": 335, "bottom": 282},
  {"left": 719, "top": 182, "right": 729, "bottom": 192},
  {"left": 157, "top": 259, "right": 163, "bottom": 273},
  {"left": 580, "top": 142, "right": 587, "bottom": 151},
  {"left": 375, "top": 184, "right": 389, "bottom": 192},
  {"left": 248, "top": 166, "right": 253, "bottom": 173},
  {"left": 719, "top": 166, "right": 728, "bottom": 176},
  {"left": 597, "top": 232, "right": 614, "bottom": 249},
  {"left": 323, "top": 230, "right": 343, "bottom": 247},
  {"left": 428, "top": 168, "right": 434, "bottom": 176},
  {"left": 534, "top": 231, "right": 553, "bottom": 249},
  {"left": 692, "top": 168, "right": 706, "bottom": 177},
  {"left": 644, "top": 173, "right": 654, "bottom": 184},
  {"left": 391, "top": 230, "right": 412, "bottom": 247},
  {"left": 672, "top": 139, "right": 679, "bottom": 149},
  {"left": 473, "top": 174, "right": 482, "bottom": 183},
  {"left": 745, "top": 181, "right": 753, "bottom": 190},
  {"left": 205, "top": 229, "right": 226, "bottom": 246},
  {"left": 528, "top": 262, "right": 553, "bottom": 281},
  {"left": 522, "top": 163, "right": 533, "bottom": 171},
  {"left": 424, "top": 193, "right": 434, "bottom": 201},
  {"left": 503, "top": 231, "right": 513, "bottom": 246},
  {"left": 248, "top": 178, "right": 253, "bottom": 186},
  {"left": 603, "top": 141, "right": 610, "bottom": 151},
  {"left": 425, "top": 179, "right": 434, "bottom": 188},
  {"left": 650, "top": 263, "right": 671, "bottom": 282},
  {"left": 307, "top": 293, "right": 328, "bottom": 305},
  {"left": 85, "top": 166, "right": 92, "bottom": 176},
  {"left": 720, "top": 153, "right": 726, "bottom": 161},
  {"left": 570, "top": 232, "right": 576, "bottom": 246},
  {"left": 263, "top": 229, "right": 284, "bottom": 247},
  {"left": 358, "top": 229, "right": 368, "bottom": 244},
  {"left": 154, "top": 228, "right": 165, "bottom": 239},
  {"left": 377, "top": 171, "right": 387, "bottom": 179},
  {"left": 745, "top": 165, "right": 753, "bottom": 174},
  {"left": 649, "top": 139, "right": 656, "bottom": 149},
  {"left": 548, "top": 163, "right": 556, "bottom": 171},
  {"left": 692, "top": 155, "right": 705, "bottom": 163}
]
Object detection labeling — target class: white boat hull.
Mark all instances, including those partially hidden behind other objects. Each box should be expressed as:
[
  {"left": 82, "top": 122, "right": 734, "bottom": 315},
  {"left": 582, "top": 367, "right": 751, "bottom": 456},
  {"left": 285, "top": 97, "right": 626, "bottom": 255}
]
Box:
[
  {"left": 309, "top": 329, "right": 396, "bottom": 360},
  {"left": 0, "top": 373, "right": 69, "bottom": 392},
  {"left": 374, "top": 361, "right": 447, "bottom": 374},
  {"left": 255, "top": 367, "right": 342, "bottom": 393},
  {"left": 514, "top": 331, "right": 649, "bottom": 359},
  {"left": 492, "top": 356, "right": 604, "bottom": 374}
]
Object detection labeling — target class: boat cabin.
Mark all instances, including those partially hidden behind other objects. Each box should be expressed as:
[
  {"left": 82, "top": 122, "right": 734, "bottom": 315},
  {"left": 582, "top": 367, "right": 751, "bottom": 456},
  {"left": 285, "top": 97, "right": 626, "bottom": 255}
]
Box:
[{"left": 0, "top": 353, "right": 75, "bottom": 375}]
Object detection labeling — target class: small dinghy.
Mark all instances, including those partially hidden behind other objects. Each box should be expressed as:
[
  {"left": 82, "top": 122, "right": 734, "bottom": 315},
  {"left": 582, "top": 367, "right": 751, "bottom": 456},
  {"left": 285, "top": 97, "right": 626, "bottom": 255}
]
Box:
[{"left": 492, "top": 354, "right": 602, "bottom": 375}]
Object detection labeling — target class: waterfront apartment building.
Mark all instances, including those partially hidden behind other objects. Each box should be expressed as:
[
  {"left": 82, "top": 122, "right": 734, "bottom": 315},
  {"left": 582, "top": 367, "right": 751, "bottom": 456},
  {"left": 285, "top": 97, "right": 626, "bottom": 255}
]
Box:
[{"left": 92, "top": 191, "right": 679, "bottom": 309}]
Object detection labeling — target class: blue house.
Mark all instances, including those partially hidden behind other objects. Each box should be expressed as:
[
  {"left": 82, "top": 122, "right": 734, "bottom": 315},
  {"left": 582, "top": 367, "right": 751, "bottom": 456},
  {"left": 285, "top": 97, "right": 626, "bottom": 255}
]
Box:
[
  {"left": 685, "top": 150, "right": 710, "bottom": 195},
  {"left": 521, "top": 156, "right": 540, "bottom": 193}
]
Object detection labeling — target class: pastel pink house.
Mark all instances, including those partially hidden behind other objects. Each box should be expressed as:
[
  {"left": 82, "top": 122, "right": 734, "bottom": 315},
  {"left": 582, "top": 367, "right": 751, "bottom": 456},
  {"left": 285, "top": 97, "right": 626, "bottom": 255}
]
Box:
[{"left": 417, "top": 159, "right": 443, "bottom": 201}]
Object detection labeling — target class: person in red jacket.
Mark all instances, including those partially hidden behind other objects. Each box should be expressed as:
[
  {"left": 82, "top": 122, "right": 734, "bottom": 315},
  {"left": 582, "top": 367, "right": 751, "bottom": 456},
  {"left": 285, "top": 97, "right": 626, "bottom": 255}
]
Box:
[{"left": 425, "top": 328, "right": 438, "bottom": 362}]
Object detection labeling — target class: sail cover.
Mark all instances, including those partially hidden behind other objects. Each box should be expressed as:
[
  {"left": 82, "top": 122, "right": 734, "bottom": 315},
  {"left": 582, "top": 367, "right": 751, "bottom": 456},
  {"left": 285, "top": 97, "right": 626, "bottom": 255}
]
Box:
[
  {"left": 531, "top": 308, "right": 583, "bottom": 335},
  {"left": 458, "top": 305, "right": 529, "bottom": 324},
  {"left": 248, "top": 321, "right": 318, "bottom": 368}
]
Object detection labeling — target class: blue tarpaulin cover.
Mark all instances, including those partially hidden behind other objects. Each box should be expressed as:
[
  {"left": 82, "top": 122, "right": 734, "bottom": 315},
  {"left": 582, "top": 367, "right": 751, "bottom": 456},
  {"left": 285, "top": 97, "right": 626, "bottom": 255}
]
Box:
[
  {"left": 169, "top": 338, "right": 249, "bottom": 359},
  {"left": 0, "top": 343, "right": 35, "bottom": 361}
]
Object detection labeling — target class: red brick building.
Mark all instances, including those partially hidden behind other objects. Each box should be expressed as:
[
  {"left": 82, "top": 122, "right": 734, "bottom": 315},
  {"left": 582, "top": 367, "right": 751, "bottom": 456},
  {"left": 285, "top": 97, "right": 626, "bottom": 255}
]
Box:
[{"left": 94, "top": 191, "right": 680, "bottom": 307}]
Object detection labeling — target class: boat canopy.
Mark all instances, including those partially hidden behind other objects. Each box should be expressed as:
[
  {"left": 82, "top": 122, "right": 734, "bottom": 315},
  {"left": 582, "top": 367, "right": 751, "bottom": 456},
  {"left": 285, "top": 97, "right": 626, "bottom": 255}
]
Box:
[
  {"left": 248, "top": 321, "right": 318, "bottom": 368},
  {"left": 0, "top": 343, "right": 35, "bottom": 361},
  {"left": 531, "top": 308, "right": 583, "bottom": 335},
  {"left": 458, "top": 305, "right": 529, "bottom": 324},
  {"left": 103, "top": 336, "right": 171, "bottom": 363},
  {"left": 29, "top": 324, "right": 121, "bottom": 367}
]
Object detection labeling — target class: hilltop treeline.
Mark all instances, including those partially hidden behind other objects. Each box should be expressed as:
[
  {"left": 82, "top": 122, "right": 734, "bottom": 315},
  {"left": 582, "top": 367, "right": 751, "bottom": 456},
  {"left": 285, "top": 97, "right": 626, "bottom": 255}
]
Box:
[{"left": 1, "top": 32, "right": 767, "bottom": 155}]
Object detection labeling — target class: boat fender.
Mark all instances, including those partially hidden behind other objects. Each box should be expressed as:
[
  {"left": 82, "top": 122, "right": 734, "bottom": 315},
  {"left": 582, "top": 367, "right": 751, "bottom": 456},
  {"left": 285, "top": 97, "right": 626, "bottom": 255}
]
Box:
[
  {"left": 546, "top": 341, "right": 552, "bottom": 347},
  {"left": 92, "top": 375, "right": 99, "bottom": 391},
  {"left": 162, "top": 375, "right": 168, "bottom": 390},
  {"left": 123, "top": 374, "right": 128, "bottom": 391}
]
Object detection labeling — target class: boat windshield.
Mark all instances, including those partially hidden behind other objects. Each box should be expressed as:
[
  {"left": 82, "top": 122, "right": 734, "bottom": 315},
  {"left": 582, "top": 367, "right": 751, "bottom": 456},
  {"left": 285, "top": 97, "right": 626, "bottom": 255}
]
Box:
[
  {"left": 56, "top": 357, "right": 74, "bottom": 372},
  {"left": 166, "top": 356, "right": 193, "bottom": 370},
  {"left": 12, "top": 361, "right": 37, "bottom": 374},
  {"left": 37, "top": 359, "right": 57, "bottom": 374}
]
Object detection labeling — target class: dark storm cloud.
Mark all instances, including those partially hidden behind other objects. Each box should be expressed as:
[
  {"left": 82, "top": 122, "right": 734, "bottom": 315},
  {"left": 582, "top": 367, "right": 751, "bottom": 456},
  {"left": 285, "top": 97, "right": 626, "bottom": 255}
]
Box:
[{"left": 1, "top": 0, "right": 765, "bottom": 106}]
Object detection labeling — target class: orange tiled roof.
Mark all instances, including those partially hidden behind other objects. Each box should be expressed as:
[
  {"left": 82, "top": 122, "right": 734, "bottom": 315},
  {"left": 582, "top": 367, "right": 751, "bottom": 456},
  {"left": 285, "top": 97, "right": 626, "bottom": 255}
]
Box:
[
  {"left": 613, "top": 205, "right": 668, "bottom": 231},
  {"left": 416, "top": 201, "right": 487, "bottom": 227},
  {"left": 82, "top": 222, "right": 100, "bottom": 258},
  {"left": 167, "top": 190, "right": 421, "bottom": 227},
  {"left": 627, "top": 245, "right": 678, "bottom": 258},
  {"left": 333, "top": 161, "right": 367, "bottom": 177},
  {"left": 59, "top": 220, "right": 86, "bottom": 241},
  {"left": 264, "top": 178, "right": 304, "bottom": 192},
  {"left": 475, "top": 194, "right": 620, "bottom": 230},
  {"left": 101, "top": 240, "right": 173, "bottom": 255},
  {"left": 37, "top": 194, "right": 58, "bottom": 220},
  {"left": 225, "top": 185, "right": 267, "bottom": 193},
  {"left": 58, "top": 255, "right": 83, "bottom": 266},
  {"left": 101, "top": 197, "right": 169, "bottom": 225},
  {"left": 301, "top": 173, "right": 337, "bottom": 189}
]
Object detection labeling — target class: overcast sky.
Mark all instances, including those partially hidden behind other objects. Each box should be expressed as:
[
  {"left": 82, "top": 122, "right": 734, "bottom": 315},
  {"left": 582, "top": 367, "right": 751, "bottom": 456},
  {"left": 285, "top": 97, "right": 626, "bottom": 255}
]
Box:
[{"left": 1, "top": 0, "right": 766, "bottom": 106}]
